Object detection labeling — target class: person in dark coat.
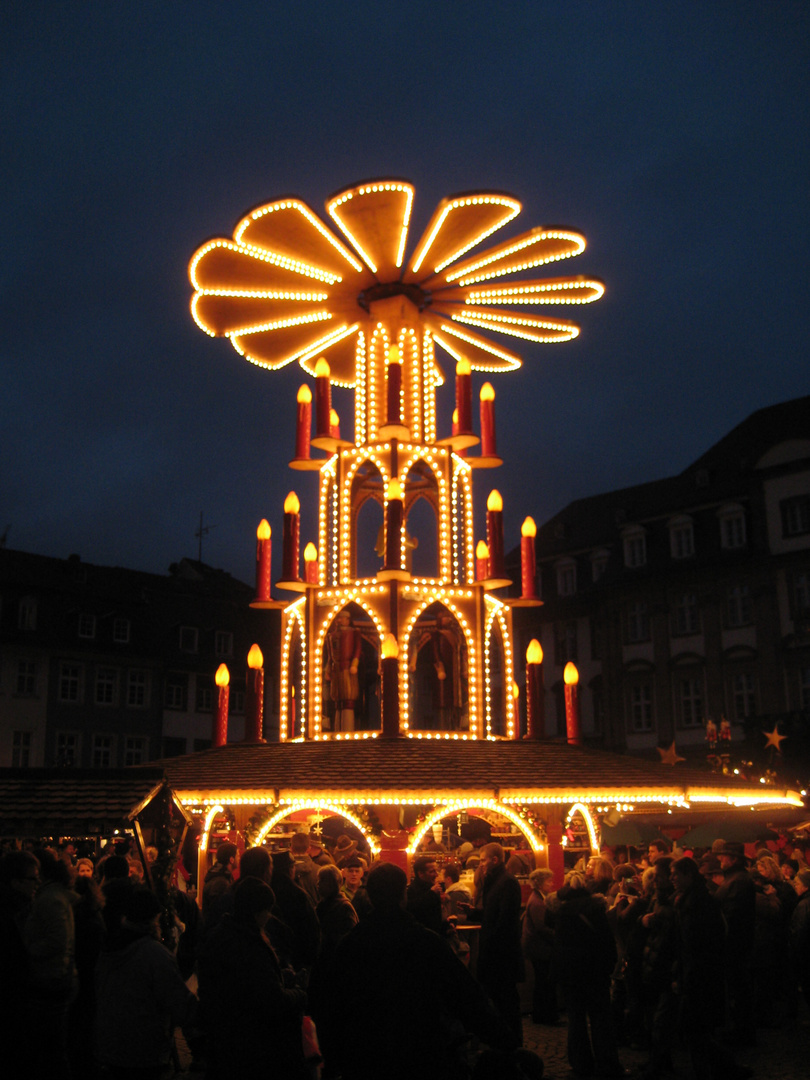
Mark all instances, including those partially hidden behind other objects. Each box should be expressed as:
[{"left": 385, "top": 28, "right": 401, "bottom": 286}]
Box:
[
  {"left": 521, "top": 868, "right": 559, "bottom": 1025},
  {"left": 197, "top": 876, "right": 308, "bottom": 1080},
  {"left": 714, "top": 841, "right": 756, "bottom": 1046},
  {"left": 670, "top": 857, "right": 750, "bottom": 1080},
  {"left": 0, "top": 850, "right": 40, "bottom": 1070},
  {"left": 407, "top": 854, "right": 444, "bottom": 935},
  {"left": 461, "top": 842, "right": 525, "bottom": 1045},
  {"left": 556, "top": 873, "right": 623, "bottom": 1078},
  {"left": 272, "top": 849, "right": 321, "bottom": 972},
  {"left": 321, "top": 862, "right": 516, "bottom": 1080}
]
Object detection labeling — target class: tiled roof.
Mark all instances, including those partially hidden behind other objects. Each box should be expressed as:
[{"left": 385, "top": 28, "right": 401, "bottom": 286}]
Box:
[
  {"left": 0, "top": 768, "right": 167, "bottom": 836},
  {"left": 151, "top": 739, "right": 796, "bottom": 807}
]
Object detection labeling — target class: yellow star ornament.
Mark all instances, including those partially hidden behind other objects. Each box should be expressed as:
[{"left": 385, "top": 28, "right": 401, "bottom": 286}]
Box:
[
  {"left": 763, "top": 725, "right": 787, "bottom": 752},
  {"left": 657, "top": 741, "right": 685, "bottom": 767}
]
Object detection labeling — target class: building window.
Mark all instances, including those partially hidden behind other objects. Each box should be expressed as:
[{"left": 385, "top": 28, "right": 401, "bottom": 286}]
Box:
[
  {"left": 94, "top": 668, "right": 117, "bottom": 706},
  {"left": 591, "top": 550, "right": 610, "bottom": 582},
  {"left": 677, "top": 676, "right": 704, "bottom": 728},
  {"left": 18, "top": 596, "right": 37, "bottom": 631},
  {"left": 800, "top": 666, "right": 810, "bottom": 711},
  {"left": 623, "top": 530, "right": 646, "bottom": 569},
  {"left": 726, "top": 583, "right": 753, "bottom": 627},
  {"left": 719, "top": 506, "right": 747, "bottom": 550},
  {"left": 59, "top": 663, "right": 82, "bottom": 703},
  {"left": 669, "top": 517, "right": 694, "bottom": 560},
  {"left": 555, "top": 621, "right": 578, "bottom": 665},
  {"left": 12, "top": 731, "right": 31, "bottom": 767},
  {"left": 124, "top": 736, "right": 146, "bottom": 766},
  {"left": 673, "top": 594, "right": 700, "bottom": 636},
  {"left": 127, "top": 669, "right": 148, "bottom": 708},
  {"left": 56, "top": 732, "right": 79, "bottom": 767},
  {"left": 196, "top": 677, "right": 213, "bottom": 713},
  {"left": 791, "top": 571, "right": 810, "bottom": 622},
  {"left": 215, "top": 631, "right": 233, "bottom": 657},
  {"left": 113, "top": 618, "right": 131, "bottom": 644},
  {"left": 626, "top": 601, "right": 650, "bottom": 644},
  {"left": 179, "top": 626, "right": 198, "bottom": 653},
  {"left": 731, "top": 672, "right": 756, "bottom": 721},
  {"left": 556, "top": 561, "right": 576, "bottom": 597},
  {"left": 781, "top": 495, "right": 810, "bottom": 538},
  {"left": 165, "top": 673, "right": 188, "bottom": 711},
  {"left": 16, "top": 659, "right": 36, "bottom": 696},
  {"left": 92, "top": 735, "right": 113, "bottom": 768},
  {"left": 78, "top": 613, "right": 96, "bottom": 639},
  {"left": 629, "top": 683, "right": 654, "bottom": 732}
]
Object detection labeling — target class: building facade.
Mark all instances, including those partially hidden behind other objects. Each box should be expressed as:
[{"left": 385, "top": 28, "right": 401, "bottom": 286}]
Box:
[
  {"left": 510, "top": 396, "right": 810, "bottom": 779},
  {"left": 0, "top": 551, "right": 279, "bottom": 768}
]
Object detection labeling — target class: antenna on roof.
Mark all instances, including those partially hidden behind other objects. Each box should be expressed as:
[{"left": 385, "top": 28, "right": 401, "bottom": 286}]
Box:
[{"left": 195, "top": 512, "right": 217, "bottom": 562}]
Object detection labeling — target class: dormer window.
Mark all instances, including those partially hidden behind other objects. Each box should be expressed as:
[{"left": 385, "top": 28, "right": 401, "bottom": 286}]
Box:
[
  {"left": 718, "top": 503, "right": 747, "bottom": 550},
  {"left": 622, "top": 526, "right": 647, "bottom": 569},
  {"left": 556, "top": 559, "right": 577, "bottom": 597},
  {"left": 591, "top": 548, "right": 610, "bottom": 582},
  {"left": 669, "top": 516, "right": 694, "bottom": 560}
]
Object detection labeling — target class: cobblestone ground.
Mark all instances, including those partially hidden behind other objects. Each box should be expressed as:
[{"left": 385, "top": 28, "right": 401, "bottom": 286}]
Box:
[{"left": 522, "top": 1009, "right": 810, "bottom": 1080}]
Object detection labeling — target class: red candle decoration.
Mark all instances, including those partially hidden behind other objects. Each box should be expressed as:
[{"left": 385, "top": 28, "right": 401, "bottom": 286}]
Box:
[
  {"left": 486, "top": 489, "right": 505, "bottom": 579},
  {"left": 255, "top": 519, "right": 272, "bottom": 602},
  {"left": 295, "top": 384, "right": 312, "bottom": 459},
  {"left": 520, "top": 516, "right": 537, "bottom": 599},
  {"left": 381, "top": 632, "right": 400, "bottom": 739},
  {"left": 385, "top": 479, "right": 403, "bottom": 570},
  {"left": 564, "top": 662, "right": 581, "bottom": 745},
  {"left": 386, "top": 344, "right": 402, "bottom": 426},
  {"left": 476, "top": 540, "right": 489, "bottom": 581},
  {"left": 304, "top": 542, "right": 319, "bottom": 585},
  {"left": 452, "top": 408, "right": 466, "bottom": 456},
  {"left": 290, "top": 684, "right": 296, "bottom": 737},
  {"left": 329, "top": 408, "right": 341, "bottom": 440},
  {"left": 479, "top": 382, "right": 496, "bottom": 457},
  {"left": 213, "top": 663, "right": 230, "bottom": 747},
  {"left": 314, "top": 356, "right": 331, "bottom": 437},
  {"left": 525, "top": 640, "right": 544, "bottom": 740},
  {"left": 245, "top": 644, "right": 265, "bottom": 743},
  {"left": 455, "top": 359, "right": 472, "bottom": 433},
  {"left": 282, "top": 492, "right": 301, "bottom": 581}
]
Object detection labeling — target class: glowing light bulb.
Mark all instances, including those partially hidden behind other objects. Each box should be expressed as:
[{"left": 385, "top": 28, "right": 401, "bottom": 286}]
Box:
[
  {"left": 476, "top": 540, "right": 489, "bottom": 559},
  {"left": 315, "top": 357, "right": 330, "bottom": 378},
  {"left": 521, "top": 517, "right": 536, "bottom": 538},
  {"left": 387, "top": 345, "right": 401, "bottom": 365},
  {"left": 297, "top": 384, "right": 312, "bottom": 403},
  {"left": 257, "top": 519, "right": 271, "bottom": 540},
  {"left": 387, "top": 478, "right": 403, "bottom": 501},
  {"left": 248, "top": 644, "right": 264, "bottom": 670},
  {"left": 480, "top": 382, "right": 495, "bottom": 402},
  {"left": 564, "top": 661, "right": 579, "bottom": 686},
  {"left": 487, "top": 490, "right": 503, "bottom": 512},
  {"left": 215, "top": 663, "right": 230, "bottom": 687},
  {"left": 284, "top": 491, "right": 300, "bottom": 514},
  {"left": 456, "top": 359, "right": 471, "bottom": 376},
  {"left": 304, "top": 543, "right": 318, "bottom": 563},
  {"left": 381, "top": 633, "right": 399, "bottom": 659},
  {"left": 526, "top": 639, "right": 543, "bottom": 665}
]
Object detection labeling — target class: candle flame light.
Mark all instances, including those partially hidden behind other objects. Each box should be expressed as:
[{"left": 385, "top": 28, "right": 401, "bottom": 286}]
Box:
[
  {"left": 487, "top": 490, "right": 503, "bottom": 512},
  {"left": 521, "top": 516, "right": 536, "bottom": 538},
  {"left": 314, "top": 357, "right": 330, "bottom": 378},
  {"left": 564, "top": 661, "right": 579, "bottom": 686},
  {"left": 387, "top": 478, "right": 403, "bottom": 501},
  {"left": 284, "top": 491, "right": 300, "bottom": 514},
  {"left": 297, "top": 384, "right": 312, "bottom": 404},
  {"left": 387, "top": 345, "right": 401, "bottom": 365},
  {"left": 527, "top": 639, "right": 543, "bottom": 665},
  {"left": 304, "top": 543, "right": 317, "bottom": 563},
  {"left": 215, "top": 663, "right": 230, "bottom": 687},
  {"left": 248, "top": 644, "right": 264, "bottom": 670},
  {"left": 480, "top": 382, "right": 495, "bottom": 402},
  {"left": 381, "top": 632, "right": 399, "bottom": 659},
  {"left": 257, "top": 519, "right": 271, "bottom": 540}
]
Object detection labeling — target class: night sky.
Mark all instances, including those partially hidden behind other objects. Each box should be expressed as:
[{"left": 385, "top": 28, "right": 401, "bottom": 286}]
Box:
[{"left": 3, "top": 2, "right": 808, "bottom": 585}]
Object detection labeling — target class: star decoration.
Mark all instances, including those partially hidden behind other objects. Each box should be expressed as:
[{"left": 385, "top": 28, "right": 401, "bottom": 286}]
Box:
[
  {"left": 658, "top": 741, "right": 685, "bottom": 767},
  {"left": 762, "top": 724, "right": 787, "bottom": 752}
]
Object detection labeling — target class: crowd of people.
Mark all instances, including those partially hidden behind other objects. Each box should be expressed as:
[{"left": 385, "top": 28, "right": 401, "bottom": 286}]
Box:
[{"left": 1, "top": 830, "right": 809, "bottom": 1080}]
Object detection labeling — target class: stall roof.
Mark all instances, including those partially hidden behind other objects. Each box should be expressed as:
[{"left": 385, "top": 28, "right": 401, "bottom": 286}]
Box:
[
  {"left": 150, "top": 740, "right": 803, "bottom": 810},
  {"left": 0, "top": 767, "right": 176, "bottom": 837}
]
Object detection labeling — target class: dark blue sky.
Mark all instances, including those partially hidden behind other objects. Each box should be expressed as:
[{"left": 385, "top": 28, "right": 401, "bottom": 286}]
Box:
[{"left": 3, "top": 2, "right": 808, "bottom": 584}]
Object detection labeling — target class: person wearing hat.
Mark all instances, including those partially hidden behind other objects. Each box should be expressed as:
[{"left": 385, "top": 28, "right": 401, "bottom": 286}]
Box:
[
  {"left": 333, "top": 834, "right": 358, "bottom": 868},
  {"left": 714, "top": 842, "right": 756, "bottom": 1046},
  {"left": 202, "top": 840, "right": 239, "bottom": 936},
  {"left": 698, "top": 853, "right": 725, "bottom": 895}
]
